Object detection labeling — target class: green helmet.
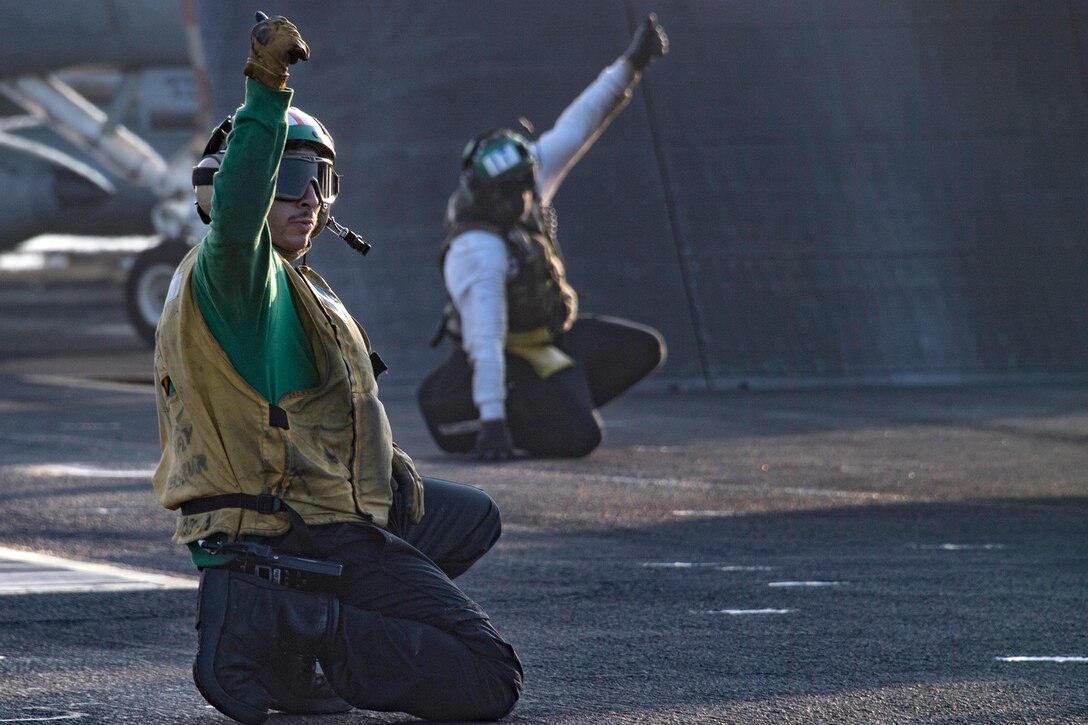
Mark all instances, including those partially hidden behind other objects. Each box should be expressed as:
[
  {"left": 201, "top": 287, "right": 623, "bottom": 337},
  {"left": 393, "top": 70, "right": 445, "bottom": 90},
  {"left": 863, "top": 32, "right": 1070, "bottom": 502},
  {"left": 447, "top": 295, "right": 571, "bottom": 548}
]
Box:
[
  {"left": 285, "top": 106, "right": 335, "bottom": 160},
  {"left": 192, "top": 106, "right": 338, "bottom": 225},
  {"left": 460, "top": 128, "right": 537, "bottom": 193},
  {"left": 279, "top": 108, "right": 339, "bottom": 209}
]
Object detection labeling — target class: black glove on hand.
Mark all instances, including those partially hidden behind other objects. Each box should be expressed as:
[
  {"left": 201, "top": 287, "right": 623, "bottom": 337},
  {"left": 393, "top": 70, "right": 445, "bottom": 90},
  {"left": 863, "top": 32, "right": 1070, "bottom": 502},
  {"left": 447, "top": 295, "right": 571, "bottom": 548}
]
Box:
[
  {"left": 390, "top": 443, "right": 425, "bottom": 531},
  {"left": 467, "top": 419, "right": 514, "bottom": 461},
  {"left": 244, "top": 11, "right": 310, "bottom": 90},
  {"left": 624, "top": 13, "right": 668, "bottom": 72}
]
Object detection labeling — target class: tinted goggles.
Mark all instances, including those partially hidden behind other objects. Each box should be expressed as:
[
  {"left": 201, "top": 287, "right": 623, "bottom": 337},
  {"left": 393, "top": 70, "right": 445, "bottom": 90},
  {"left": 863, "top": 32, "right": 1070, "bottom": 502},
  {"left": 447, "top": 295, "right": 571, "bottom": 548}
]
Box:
[{"left": 275, "top": 154, "right": 339, "bottom": 203}]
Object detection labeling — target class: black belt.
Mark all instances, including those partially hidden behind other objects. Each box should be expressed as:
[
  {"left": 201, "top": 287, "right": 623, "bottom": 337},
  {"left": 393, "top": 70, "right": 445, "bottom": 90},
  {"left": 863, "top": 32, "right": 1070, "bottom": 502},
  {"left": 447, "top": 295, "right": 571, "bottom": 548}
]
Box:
[
  {"left": 224, "top": 540, "right": 342, "bottom": 592},
  {"left": 181, "top": 493, "right": 313, "bottom": 551}
]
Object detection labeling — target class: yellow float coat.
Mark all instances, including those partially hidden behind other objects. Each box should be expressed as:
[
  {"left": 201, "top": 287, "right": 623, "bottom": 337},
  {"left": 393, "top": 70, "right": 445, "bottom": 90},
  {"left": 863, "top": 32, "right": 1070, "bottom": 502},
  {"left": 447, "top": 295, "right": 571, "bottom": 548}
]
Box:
[{"left": 152, "top": 247, "right": 394, "bottom": 544}]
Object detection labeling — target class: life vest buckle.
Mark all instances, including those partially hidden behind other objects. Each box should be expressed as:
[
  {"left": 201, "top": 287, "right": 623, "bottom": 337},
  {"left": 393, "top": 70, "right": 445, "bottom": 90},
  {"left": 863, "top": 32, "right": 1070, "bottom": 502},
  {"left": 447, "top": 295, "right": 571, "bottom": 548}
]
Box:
[{"left": 255, "top": 494, "right": 281, "bottom": 515}]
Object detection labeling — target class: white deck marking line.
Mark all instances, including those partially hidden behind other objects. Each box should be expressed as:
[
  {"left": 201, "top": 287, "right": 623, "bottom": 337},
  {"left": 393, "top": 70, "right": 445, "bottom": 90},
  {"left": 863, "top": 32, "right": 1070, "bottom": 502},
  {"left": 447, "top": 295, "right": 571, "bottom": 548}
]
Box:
[
  {"left": 642, "top": 562, "right": 727, "bottom": 568},
  {"left": 671, "top": 510, "right": 737, "bottom": 517},
  {"left": 767, "top": 581, "right": 848, "bottom": 587},
  {"left": 0, "top": 546, "right": 197, "bottom": 595},
  {"left": 997, "top": 656, "right": 1088, "bottom": 663},
  {"left": 0, "top": 708, "right": 88, "bottom": 722},
  {"left": 75, "top": 507, "right": 141, "bottom": 515},
  {"left": 911, "top": 543, "right": 1006, "bottom": 551},
  {"left": 9, "top": 234, "right": 156, "bottom": 253},
  {"left": 9, "top": 464, "right": 155, "bottom": 478},
  {"left": 21, "top": 374, "right": 152, "bottom": 394},
  {"left": 641, "top": 562, "right": 774, "bottom": 572},
  {"left": 498, "top": 466, "right": 909, "bottom": 500},
  {"left": 691, "top": 608, "right": 795, "bottom": 615}
]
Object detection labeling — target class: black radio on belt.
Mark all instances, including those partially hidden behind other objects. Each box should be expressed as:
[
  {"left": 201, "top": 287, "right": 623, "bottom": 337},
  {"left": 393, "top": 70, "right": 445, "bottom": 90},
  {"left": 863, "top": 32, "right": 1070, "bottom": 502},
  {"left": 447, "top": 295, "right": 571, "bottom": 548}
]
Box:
[{"left": 197, "top": 539, "right": 343, "bottom": 592}]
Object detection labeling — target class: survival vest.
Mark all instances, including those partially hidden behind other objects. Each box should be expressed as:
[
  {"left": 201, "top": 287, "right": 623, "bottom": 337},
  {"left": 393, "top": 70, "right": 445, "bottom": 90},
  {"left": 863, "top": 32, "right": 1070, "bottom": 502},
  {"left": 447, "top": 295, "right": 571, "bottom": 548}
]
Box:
[
  {"left": 152, "top": 246, "right": 394, "bottom": 544},
  {"left": 441, "top": 201, "right": 577, "bottom": 340}
]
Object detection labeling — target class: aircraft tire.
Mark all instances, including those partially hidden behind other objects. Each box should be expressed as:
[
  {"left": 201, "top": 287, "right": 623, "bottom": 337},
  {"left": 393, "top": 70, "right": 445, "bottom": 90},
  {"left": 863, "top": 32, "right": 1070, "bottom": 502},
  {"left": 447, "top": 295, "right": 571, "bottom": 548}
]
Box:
[{"left": 125, "top": 240, "right": 189, "bottom": 346}]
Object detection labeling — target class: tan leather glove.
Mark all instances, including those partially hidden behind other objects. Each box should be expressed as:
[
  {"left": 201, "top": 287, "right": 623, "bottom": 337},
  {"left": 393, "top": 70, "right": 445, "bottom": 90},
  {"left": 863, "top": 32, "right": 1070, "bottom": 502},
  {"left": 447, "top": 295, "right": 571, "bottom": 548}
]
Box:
[
  {"left": 391, "top": 443, "right": 425, "bottom": 528},
  {"left": 244, "top": 11, "right": 310, "bottom": 90}
]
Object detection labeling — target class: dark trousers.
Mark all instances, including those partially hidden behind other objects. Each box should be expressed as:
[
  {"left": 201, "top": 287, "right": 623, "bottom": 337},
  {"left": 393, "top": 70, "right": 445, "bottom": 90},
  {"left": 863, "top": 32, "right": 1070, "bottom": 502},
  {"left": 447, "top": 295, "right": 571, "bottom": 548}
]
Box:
[
  {"left": 269, "top": 477, "right": 522, "bottom": 721},
  {"left": 418, "top": 314, "right": 666, "bottom": 457}
]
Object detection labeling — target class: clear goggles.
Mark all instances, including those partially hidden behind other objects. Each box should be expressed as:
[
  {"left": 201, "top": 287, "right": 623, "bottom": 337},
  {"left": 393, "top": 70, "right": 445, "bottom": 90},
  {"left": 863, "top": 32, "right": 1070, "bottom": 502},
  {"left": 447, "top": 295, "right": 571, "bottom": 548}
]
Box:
[{"left": 274, "top": 154, "right": 339, "bottom": 204}]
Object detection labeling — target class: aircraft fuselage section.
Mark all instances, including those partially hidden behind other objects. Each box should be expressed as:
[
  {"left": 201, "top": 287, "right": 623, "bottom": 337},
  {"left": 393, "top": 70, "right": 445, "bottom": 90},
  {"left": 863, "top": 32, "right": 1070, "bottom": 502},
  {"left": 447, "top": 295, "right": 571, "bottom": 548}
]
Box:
[{"left": 3, "top": 1, "right": 191, "bottom": 76}]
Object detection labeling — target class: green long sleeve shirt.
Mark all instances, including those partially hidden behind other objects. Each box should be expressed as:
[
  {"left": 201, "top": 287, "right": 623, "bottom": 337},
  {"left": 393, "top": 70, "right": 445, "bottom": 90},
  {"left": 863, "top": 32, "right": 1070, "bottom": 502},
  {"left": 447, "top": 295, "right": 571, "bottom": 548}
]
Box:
[
  {"left": 187, "top": 79, "right": 319, "bottom": 566},
  {"left": 192, "top": 78, "right": 319, "bottom": 403}
]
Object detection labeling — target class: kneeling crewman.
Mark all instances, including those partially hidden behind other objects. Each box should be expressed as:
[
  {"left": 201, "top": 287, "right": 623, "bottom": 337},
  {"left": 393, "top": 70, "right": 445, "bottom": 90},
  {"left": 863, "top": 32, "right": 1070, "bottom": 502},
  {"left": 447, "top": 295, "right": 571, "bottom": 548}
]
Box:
[{"left": 152, "top": 12, "right": 522, "bottom": 724}]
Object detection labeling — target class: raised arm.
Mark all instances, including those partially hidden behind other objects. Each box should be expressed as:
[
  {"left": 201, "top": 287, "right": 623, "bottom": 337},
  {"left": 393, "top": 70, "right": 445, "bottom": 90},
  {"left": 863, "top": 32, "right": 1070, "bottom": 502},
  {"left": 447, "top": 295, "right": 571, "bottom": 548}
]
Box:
[{"left": 534, "top": 13, "right": 668, "bottom": 204}]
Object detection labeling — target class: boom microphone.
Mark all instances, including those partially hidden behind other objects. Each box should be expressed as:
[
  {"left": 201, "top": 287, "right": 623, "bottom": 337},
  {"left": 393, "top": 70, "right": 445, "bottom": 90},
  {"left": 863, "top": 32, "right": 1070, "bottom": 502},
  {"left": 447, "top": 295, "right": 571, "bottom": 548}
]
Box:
[{"left": 327, "top": 216, "right": 371, "bottom": 256}]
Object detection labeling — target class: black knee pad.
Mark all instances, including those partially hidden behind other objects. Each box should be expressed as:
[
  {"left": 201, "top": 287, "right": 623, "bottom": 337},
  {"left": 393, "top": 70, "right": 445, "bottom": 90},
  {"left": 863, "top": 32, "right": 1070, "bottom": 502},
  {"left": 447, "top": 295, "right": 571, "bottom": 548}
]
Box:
[{"left": 193, "top": 568, "right": 341, "bottom": 724}]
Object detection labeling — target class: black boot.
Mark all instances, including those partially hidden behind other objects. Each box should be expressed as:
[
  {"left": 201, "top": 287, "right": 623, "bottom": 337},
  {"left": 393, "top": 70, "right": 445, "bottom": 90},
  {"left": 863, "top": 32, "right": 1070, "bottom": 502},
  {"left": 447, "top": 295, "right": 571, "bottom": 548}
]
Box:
[
  {"left": 263, "top": 652, "right": 351, "bottom": 714},
  {"left": 192, "top": 568, "right": 340, "bottom": 725}
]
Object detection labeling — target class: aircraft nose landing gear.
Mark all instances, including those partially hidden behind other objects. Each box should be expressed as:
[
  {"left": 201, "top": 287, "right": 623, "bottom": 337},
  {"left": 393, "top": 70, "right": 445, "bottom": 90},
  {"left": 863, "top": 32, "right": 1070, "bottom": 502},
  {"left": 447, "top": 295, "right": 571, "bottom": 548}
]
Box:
[{"left": 124, "top": 239, "right": 189, "bottom": 346}]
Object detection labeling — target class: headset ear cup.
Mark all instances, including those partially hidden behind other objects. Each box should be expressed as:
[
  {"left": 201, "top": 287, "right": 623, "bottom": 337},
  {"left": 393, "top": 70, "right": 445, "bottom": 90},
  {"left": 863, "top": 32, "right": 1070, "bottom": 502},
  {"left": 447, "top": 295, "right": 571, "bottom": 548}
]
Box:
[
  {"left": 459, "top": 171, "right": 475, "bottom": 204},
  {"left": 192, "top": 155, "right": 221, "bottom": 222},
  {"left": 191, "top": 115, "right": 233, "bottom": 224},
  {"left": 201, "top": 116, "right": 233, "bottom": 157}
]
